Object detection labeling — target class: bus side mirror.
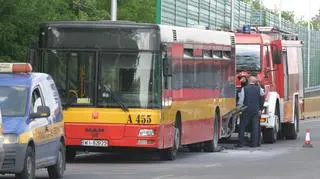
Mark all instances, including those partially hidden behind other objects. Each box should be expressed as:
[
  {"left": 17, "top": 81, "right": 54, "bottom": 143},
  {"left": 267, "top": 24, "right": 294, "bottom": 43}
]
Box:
[
  {"left": 163, "top": 56, "right": 172, "bottom": 76},
  {"left": 26, "top": 42, "right": 38, "bottom": 63},
  {"left": 273, "top": 49, "right": 282, "bottom": 65}
]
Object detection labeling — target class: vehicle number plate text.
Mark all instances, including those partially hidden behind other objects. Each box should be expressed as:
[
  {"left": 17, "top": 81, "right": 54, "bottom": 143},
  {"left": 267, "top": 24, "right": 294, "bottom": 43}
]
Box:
[{"left": 81, "top": 140, "right": 108, "bottom": 147}]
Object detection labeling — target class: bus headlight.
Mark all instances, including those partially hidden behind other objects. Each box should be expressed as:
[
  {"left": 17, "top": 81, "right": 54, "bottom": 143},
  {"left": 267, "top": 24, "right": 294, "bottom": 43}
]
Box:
[
  {"left": 138, "top": 129, "right": 155, "bottom": 136},
  {"left": 4, "top": 134, "right": 19, "bottom": 144}
]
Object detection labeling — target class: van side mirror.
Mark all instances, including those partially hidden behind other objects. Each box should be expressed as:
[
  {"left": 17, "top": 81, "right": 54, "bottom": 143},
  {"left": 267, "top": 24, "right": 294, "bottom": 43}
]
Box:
[
  {"left": 272, "top": 49, "right": 282, "bottom": 65},
  {"left": 30, "top": 106, "right": 51, "bottom": 119},
  {"left": 163, "top": 55, "right": 172, "bottom": 76}
]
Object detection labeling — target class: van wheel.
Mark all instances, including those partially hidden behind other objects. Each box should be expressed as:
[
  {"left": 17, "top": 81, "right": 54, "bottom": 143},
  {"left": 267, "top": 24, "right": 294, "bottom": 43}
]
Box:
[
  {"left": 47, "top": 142, "right": 65, "bottom": 178},
  {"left": 204, "top": 113, "right": 219, "bottom": 152},
  {"left": 16, "top": 146, "right": 35, "bottom": 179}
]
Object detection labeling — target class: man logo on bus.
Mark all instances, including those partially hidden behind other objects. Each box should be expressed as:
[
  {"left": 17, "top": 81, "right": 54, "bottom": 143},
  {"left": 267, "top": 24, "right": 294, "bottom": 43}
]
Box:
[{"left": 92, "top": 112, "right": 99, "bottom": 119}]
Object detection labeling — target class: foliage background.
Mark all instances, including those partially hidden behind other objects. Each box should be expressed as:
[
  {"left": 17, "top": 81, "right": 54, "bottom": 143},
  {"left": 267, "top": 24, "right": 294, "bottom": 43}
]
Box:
[{"left": 0, "top": 0, "right": 156, "bottom": 62}]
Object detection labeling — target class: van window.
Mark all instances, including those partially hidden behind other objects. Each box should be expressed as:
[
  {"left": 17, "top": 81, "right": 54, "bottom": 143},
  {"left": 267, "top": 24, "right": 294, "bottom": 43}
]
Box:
[
  {"left": 0, "top": 86, "right": 28, "bottom": 116},
  {"left": 31, "top": 87, "right": 44, "bottom": 113}
]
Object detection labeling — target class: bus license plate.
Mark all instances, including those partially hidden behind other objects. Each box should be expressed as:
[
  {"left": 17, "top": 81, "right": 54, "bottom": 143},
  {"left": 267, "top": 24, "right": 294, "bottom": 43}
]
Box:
[{"left": 81, "top": 140, "right": 108, "bottom": 147}]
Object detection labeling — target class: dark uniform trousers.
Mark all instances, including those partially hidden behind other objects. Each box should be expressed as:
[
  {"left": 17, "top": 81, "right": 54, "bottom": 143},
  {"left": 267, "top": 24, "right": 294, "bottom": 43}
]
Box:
[
  {"left": 238, "top": 84, "right": 264, "bottom": 147},
  {"left": 239, "top": 110, "right": 260, "bottom": 146}
]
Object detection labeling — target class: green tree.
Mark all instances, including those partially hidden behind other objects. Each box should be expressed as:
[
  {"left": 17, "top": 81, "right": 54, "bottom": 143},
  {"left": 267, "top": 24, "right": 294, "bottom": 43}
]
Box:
[
  {"left": 281, "top": 11, "right": 295, "bottom": 23},
  {"left": 311, "top": 9, "right": 320, "bottom": 30},
  {"left": 118, "top": 0, "right": 155, "bottom": 23},
  {"left": 240, "top": 0, "right": 262, "bottom": 10},
  {"left": 0, "top": 0, "right": 77, "bottom": 62},
  {"left": 70, "top": 0, "right": 107, "bottom": 20}
]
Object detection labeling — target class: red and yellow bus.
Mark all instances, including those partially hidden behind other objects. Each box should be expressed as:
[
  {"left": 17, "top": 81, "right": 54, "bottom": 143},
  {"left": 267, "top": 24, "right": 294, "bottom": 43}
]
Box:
[{"left": 28, "top": 21, "right": 237, "bottom": 161}]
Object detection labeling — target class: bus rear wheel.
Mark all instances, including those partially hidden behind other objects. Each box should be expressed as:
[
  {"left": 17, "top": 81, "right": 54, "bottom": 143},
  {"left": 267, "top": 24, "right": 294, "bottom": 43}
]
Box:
[{"left": 204, "top": 113, "right": 219, "bottom": 152}]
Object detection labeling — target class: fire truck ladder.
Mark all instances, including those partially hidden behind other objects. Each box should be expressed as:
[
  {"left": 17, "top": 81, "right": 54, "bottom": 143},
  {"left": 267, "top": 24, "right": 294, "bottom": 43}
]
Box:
[{"left": 254, "top": 26, "right": 299, "bottom": 40}]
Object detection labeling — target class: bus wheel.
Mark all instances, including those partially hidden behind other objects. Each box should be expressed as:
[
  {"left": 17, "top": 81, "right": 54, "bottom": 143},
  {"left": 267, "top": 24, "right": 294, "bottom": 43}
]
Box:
[
  {"left": 160, "top": 120, "right": 181, "bottom": 161},
  {"left": 66, "top": 148, "right": 76, "bottom": 162},
  {"left": 204, "top": 113, "right": 219, "bottom": 152},
  {"left": 188, "top": 144, "right": 202, "bottom": 152}
]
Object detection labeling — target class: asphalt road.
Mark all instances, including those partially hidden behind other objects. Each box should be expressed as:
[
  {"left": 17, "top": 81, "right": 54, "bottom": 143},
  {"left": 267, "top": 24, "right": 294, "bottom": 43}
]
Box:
[{"left": 1, "top": 119, "right": 320, "bottom": 179}]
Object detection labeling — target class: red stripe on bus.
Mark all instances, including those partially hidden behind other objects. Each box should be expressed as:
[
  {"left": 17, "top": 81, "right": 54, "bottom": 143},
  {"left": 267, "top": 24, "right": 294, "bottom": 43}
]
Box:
[{"left": 163, "top": 89, "right": 221, "bottom": 101}]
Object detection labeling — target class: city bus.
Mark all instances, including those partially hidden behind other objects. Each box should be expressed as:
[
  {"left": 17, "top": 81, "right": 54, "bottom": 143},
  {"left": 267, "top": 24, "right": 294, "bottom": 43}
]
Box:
[{"left": 27, "top": 21, "right": 237, "bottom": 161}]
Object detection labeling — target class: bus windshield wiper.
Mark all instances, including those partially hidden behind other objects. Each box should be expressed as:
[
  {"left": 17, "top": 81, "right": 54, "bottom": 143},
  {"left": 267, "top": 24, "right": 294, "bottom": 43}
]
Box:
[{"left": 103, "top": 85, "right": 129, "bottom": 112}]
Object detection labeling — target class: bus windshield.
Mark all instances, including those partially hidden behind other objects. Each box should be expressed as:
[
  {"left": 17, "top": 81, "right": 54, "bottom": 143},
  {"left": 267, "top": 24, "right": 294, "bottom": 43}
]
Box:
[
  {"left": 236, "top": 44, "right": 261, "bottom": 71},
  {"left": 42, "top": 50, "right": 160, "bottom": 109},
  {"left": 98, "top": 52, "right": 159, "bottom": 108}
]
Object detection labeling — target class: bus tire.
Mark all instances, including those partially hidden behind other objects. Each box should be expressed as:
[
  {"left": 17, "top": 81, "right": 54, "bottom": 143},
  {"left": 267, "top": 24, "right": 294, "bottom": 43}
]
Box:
[
  {"left": 188, "top": 144, "right": 202, "bottom": 152},
  {"left": 160, "top": 118, "right": 181, "bottom": 161},
  {"left": 15, "top": 145, "right": 36, "bottom": 179},
  {"left": 66, "top": 148, "right": 76, "bottom": 162},
  {"left": 204, "top": 112, "right": 219, "bottom": 152},
  {"left": 47, "top": 141, "right": 66, "bottom": 178}
]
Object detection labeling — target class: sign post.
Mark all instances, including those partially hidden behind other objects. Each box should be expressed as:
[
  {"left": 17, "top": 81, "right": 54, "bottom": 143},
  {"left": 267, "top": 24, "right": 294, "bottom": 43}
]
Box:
[
  {"left": 0, "top": 107, "right": 3, "bottom": 169},
  {"left": 156, "top": 0, "right": 161, "bottom": 24}
]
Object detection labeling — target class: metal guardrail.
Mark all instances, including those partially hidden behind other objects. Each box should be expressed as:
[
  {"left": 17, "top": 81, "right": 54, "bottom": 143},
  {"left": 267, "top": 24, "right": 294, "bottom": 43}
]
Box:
[
  {"left": 304, "top": 86, "right": 320, "bottom": 97},
  {"left": 302, "top": 86, "right": 320, "bottom": 119}
]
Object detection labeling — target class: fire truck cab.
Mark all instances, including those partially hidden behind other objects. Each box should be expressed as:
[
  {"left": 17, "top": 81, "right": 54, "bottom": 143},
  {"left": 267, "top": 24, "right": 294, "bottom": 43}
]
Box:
[{"left": 235, "top": 25, "right": 304, "bottom": 143}]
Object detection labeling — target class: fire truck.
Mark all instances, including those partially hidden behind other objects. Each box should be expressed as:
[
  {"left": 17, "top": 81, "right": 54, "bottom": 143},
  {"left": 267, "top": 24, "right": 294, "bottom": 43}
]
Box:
[{"left": 235, "top": 25, "right": 304, "bottom": 143}]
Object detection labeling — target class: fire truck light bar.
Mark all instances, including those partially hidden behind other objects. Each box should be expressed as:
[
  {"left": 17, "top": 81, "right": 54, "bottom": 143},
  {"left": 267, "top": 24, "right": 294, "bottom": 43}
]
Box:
[{"left": 0, "top": 63, "right": 32, "bottom": 73}]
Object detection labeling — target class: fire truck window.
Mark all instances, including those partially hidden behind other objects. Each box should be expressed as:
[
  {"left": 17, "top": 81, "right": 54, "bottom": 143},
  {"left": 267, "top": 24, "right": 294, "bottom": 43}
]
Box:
[
  {"left": 265, "top": 46, "right": 271, "bottom": 67},
  {"left": 236, "top": 44, "right": 261, "bottom": 71}
]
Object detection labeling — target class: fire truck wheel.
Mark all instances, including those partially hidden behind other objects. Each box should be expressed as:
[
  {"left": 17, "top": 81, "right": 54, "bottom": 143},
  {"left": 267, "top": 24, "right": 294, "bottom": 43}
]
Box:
[
  {"left": 263, "top": 106, "right": 280, "bottom": 143},
  {"left": 262, "top": 128, "right": 276, "bottom": 143},
  {"left": 284, "top": 107, "right": 299, "bottom": 140},
  {"left": 204, "top": 113, "right": 219, "bottom": 152},
  {"left": 160, "top": 119, "right": 181, "bottom": 161}
]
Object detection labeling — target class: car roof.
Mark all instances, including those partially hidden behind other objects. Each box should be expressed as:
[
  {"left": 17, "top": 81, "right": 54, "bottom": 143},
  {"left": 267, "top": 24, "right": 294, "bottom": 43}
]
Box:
[{"left": 0, "top": 72, "right": 49, "bottom": 87}]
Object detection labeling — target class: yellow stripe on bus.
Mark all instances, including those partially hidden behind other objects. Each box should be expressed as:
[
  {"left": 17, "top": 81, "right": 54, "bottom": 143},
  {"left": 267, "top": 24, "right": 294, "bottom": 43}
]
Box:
[{"left": 63, "top": 98, "right": 235, "bottom": 125}]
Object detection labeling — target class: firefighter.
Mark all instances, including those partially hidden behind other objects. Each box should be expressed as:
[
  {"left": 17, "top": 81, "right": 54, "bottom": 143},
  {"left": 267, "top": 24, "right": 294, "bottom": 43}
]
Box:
[{"left": 236, "top": 76, "right": 265, "bottom": 148}]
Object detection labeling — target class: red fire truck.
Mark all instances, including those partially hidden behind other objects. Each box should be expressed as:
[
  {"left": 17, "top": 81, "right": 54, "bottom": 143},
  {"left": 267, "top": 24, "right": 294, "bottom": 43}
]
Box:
[{"left": 235, "top": 25, "right": 304, "bottom": 143}]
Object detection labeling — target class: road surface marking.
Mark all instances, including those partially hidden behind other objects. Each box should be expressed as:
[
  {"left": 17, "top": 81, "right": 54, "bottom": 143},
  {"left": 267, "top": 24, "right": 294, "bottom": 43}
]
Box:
[
  {"left": 205, "top": 163, "right": 221, "bottom": 168},
  {"left": 152, "top": 174, "right": 174, "bottom": 179}
]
